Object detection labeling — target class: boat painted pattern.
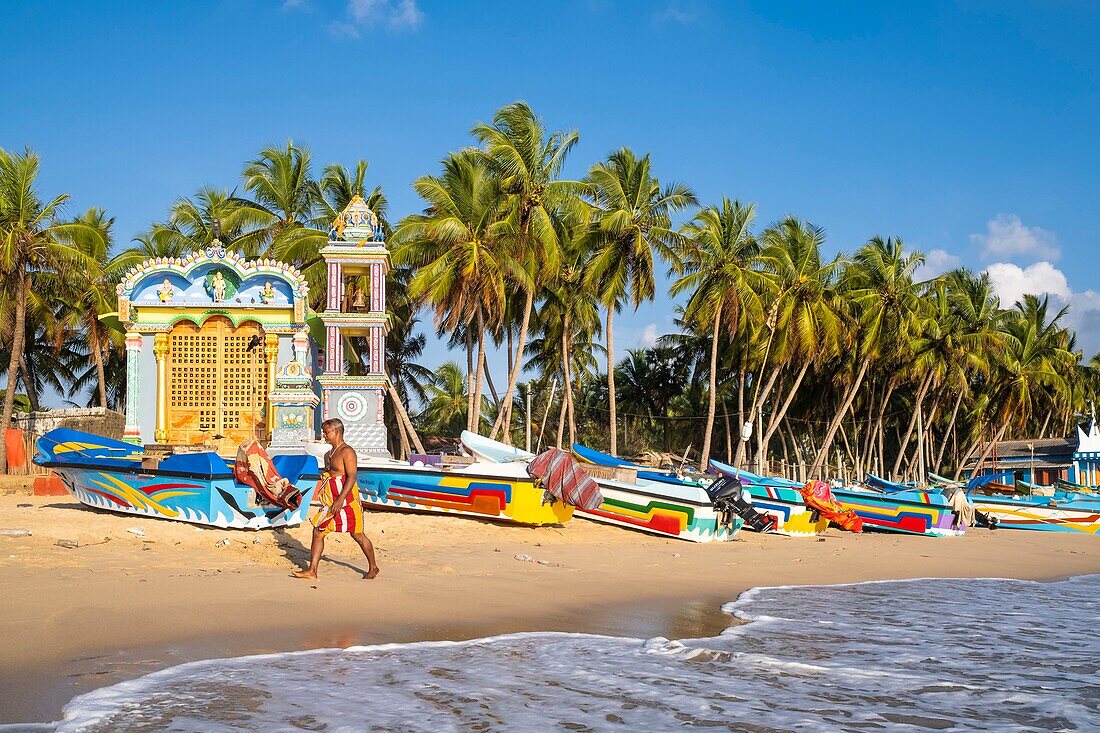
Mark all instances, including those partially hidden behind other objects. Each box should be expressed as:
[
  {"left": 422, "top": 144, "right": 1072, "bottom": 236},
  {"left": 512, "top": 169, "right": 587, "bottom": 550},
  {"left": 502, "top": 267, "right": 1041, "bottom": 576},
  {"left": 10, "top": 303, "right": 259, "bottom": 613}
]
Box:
[
  {"left": 36, "top": 428, "right": 318, "bottom": 529},
  {"left": 464, "top": 432, "right": 733, "bottom": 540},
  {"left": 832, "top": 488, "right": 966, "bottom": 537},
  {"left": 49, "top": 465, "right": 315, "bottom": 529},
  {"left": 970, "top": 496, "right": 1100, "bottom": 534},
  {"left": 357, "top": 466, "right": 573, "bottom": 526},
  {"left": 741, "top": 484, "right": 830, "bottom": 537},
  {"left": 578, "top": 479, "right": 740, "bottom": 542}
]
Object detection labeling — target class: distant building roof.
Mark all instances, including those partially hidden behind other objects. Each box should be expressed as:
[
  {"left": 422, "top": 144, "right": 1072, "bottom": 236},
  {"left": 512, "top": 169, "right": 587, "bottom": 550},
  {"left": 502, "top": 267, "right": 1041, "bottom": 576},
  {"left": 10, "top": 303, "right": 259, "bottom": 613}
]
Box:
[{"left": 963, "top": 436, "right": 1075, "bottom": 472}]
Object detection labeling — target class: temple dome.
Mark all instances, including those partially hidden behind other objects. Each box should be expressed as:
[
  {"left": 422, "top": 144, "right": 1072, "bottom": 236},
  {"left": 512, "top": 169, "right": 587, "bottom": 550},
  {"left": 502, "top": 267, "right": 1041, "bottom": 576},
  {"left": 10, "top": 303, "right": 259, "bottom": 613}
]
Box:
[{"left": 330, "top": 194, "right": 381, "bottom": 243}]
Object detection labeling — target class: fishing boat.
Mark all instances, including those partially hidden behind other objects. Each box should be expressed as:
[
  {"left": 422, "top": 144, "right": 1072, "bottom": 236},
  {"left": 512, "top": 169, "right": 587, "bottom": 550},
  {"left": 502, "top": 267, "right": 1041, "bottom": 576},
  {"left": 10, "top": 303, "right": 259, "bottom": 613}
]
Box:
[
  {"left": 571, "top": 442, "right": 690, "bottom": 486},
  {"left": 968, "top": 472, "right": 1100, "bottom": 534},
  {"left": 464, "top": 435, "right": 739, "bottom": 541},
  {"left": 34, "top": 428, "right": 318, "bottom": 529},
  {"left": 300, "top": 440, "right": 575, "bottom": 527},
  {"left": 830, "top": 476, "right": 969, "bottom": 537},
  {"left": 708, "top": 461, "right": 830, "bottom": 537}
]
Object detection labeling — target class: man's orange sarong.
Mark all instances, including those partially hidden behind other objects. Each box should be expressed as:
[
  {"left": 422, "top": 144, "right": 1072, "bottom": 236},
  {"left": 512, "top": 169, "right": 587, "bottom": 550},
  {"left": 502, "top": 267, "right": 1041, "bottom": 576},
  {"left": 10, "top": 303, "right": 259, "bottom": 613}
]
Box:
[{"left": 311, "top": 472, "right": 364, "bottom": 534}]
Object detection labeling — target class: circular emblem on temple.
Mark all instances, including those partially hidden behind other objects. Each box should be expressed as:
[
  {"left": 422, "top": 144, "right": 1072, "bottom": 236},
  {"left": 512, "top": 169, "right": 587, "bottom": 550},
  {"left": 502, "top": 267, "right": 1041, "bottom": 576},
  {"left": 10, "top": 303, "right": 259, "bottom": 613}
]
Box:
[{"left": 337, "top": 392, "right": 366, "bottom": 422}]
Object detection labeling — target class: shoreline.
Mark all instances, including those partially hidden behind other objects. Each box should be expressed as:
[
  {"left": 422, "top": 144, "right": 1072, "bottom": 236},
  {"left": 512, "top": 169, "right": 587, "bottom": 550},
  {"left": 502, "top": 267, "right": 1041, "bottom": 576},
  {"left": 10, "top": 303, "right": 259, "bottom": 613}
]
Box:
[{"left": 1, "top": 493, "right": 1097, "bottom": 724}]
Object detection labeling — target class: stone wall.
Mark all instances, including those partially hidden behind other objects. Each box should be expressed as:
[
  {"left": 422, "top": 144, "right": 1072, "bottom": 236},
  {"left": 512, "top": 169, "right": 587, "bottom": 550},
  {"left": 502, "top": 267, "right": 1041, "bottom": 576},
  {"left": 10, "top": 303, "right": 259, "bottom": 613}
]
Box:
[{"left": 11, "top": 407, "right": 126, "bottom": 439}]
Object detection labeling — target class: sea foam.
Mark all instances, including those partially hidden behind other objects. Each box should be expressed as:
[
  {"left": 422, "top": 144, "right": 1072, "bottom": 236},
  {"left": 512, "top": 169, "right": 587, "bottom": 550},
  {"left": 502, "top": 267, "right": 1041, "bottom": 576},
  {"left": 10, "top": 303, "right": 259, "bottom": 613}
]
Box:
[{"left": 19, "top": 575, "right": 1100, "bottom": 732}]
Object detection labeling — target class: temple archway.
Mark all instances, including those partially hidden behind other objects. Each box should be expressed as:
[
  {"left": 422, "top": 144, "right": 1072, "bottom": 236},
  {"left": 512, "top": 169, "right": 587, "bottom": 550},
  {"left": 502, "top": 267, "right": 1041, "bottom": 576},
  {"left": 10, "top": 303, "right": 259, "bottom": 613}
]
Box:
[{"left": 164, "top": 316, "right": 270, "bottom": 454}]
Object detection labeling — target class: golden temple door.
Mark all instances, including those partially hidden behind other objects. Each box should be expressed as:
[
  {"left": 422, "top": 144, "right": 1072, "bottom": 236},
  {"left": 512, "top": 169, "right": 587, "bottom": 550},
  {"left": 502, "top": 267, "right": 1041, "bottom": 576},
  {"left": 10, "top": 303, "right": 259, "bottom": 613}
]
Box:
[{"left": 165, "top": 317, "right": 269, "bottom": 454}]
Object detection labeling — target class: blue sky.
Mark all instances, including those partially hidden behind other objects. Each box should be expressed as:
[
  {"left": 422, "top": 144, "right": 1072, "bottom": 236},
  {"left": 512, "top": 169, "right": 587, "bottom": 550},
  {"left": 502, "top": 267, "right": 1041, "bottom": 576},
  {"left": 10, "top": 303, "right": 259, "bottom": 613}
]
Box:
[{"left": 3, "top": 1, "right": 1098, "bottom": 404}]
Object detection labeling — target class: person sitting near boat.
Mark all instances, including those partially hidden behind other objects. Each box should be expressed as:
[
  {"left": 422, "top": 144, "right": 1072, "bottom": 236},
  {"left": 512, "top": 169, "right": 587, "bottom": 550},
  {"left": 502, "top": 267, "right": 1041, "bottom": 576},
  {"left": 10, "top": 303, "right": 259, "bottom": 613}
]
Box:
[{"left": 292, "top": 418, "right": 380, "bottom": 580}]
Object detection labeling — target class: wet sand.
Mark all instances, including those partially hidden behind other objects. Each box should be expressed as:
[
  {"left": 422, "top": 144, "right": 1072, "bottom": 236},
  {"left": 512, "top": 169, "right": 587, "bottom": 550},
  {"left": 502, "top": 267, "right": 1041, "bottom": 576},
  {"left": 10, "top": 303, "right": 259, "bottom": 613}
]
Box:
[{"left": 0, "top": 491, "right": 1097, "bottom": 724}]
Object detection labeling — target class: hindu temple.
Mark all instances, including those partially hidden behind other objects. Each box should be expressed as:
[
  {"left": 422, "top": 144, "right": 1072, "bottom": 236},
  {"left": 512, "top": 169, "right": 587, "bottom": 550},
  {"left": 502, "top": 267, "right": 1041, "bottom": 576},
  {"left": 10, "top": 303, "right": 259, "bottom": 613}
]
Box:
[{"left": 111, "top": 195, "right": 391, "bottom": 458}]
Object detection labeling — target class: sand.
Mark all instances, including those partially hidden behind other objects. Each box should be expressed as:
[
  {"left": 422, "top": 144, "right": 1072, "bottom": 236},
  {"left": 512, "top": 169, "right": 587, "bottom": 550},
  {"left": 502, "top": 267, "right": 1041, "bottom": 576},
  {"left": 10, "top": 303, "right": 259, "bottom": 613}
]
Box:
[{"left": 0, "top": 488, "right": 1097, "bottom": 724}]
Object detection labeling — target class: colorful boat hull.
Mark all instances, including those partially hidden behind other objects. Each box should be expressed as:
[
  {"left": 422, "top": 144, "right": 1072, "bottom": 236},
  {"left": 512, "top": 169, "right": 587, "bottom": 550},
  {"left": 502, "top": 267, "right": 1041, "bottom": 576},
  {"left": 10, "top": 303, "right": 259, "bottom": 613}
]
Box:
[
  {"left": 970, "top": 495, "right": 1100, "bottom": 534},
  {"left": 35, "top": 429, "right": 318, "bottom": 530},
  {"left": 463, "top": 432, "right": 733, "bottom": 540},
  {"left": 832, "top": 488, "right": 966, "bottom": 537},
  {"left": 579, "top": 477, "right": 740, "bottom": 542},
  {"left": 356, "top": 462, "right": 573, "bottom": 526},
  {"left": 741, "top": 484, "right": 830, "bottom": 537}
]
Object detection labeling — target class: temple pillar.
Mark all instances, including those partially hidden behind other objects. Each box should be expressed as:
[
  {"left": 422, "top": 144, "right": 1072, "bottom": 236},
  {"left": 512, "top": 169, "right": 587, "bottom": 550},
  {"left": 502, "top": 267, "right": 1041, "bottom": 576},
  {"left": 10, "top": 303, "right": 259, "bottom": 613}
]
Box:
[
  {"left": 123, "top": 332, "right": 143, "bottom": 444},
  {"left": 265, "top": 333, "right": 279, "bottom": 439},
  {"left": 153, "top": 332, "right": 169, "bottom": 443}
]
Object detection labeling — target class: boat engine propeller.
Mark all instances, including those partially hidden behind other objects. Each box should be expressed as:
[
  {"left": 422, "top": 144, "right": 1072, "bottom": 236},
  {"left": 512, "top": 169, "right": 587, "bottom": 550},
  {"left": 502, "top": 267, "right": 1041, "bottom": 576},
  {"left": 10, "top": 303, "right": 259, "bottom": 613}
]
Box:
[{"left": 707, "top": 476, "right": 776, "bottom": 533}]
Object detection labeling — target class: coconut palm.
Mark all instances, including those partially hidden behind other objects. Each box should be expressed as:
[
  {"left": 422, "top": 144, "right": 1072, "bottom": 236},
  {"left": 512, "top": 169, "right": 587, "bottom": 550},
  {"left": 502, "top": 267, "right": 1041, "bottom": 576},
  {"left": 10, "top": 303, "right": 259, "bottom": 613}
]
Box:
[
  {"left": 671, "top": 198, "right": 767, "bottom": 469},
  {"left": 810, "top": 237, "right": 924, "bottom": 473},
  {"left": 233, "top": 141, "right": 319, "bottom": 257},
  {"left": 392, "top": 150, "right": 511, "bottom": 432},
  {"left": 755, "top": 217, "right": 845, "bottom": 468},
  {"left": 0, "top": 147, "right": 104, "bottom": 470},
  {"left": 473, "top": 102, "right": 583, "bottom": 442},
  {"left": 582, "top": 147, "right": 696, "bottom": 454}
]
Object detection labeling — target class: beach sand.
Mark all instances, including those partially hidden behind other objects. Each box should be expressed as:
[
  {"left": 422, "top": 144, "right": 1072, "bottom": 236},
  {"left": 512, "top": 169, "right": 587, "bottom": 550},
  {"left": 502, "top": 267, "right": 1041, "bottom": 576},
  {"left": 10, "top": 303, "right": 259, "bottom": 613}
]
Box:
[{"left": 0, "top": 488, "right": 1097, "bottom": 724}]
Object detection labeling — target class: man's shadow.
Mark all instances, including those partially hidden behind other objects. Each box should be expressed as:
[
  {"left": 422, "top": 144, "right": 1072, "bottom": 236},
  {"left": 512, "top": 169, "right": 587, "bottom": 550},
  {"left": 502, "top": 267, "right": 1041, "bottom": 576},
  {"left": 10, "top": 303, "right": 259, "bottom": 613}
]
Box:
[{"left": 273, "top": 527, "right": 375, "bottom": 577}]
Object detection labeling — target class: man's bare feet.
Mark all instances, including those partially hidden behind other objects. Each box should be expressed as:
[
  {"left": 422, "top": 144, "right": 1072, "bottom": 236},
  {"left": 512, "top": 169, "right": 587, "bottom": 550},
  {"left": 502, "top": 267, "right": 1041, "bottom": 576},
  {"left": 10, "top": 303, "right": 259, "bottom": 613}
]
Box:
[
  {"left": 292, "top": 569, "right": 317, "bottom": 579},
  {"left": 363, "top": 567, "right": 380, "bottom": 580}
]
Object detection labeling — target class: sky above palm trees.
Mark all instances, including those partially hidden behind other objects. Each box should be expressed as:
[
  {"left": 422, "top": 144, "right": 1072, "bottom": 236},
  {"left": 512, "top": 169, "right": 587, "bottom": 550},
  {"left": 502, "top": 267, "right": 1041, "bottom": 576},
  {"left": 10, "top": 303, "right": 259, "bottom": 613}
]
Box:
[{"left": 4, "top": 0, "right": 1098, "bottom": 359}]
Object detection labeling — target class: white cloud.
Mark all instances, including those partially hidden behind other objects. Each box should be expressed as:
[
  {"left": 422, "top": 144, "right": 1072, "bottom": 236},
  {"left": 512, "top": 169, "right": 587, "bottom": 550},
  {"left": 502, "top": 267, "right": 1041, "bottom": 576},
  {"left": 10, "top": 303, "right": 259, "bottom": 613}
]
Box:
[
  {"left": 641, "top": 323, "right": 659, "bottom": 347},
  {"left": 331, "top": 0, "right": 423, "bottom": 36},
  {"left": 914, "top": 248, "right": 961, "bottom": 281},
  {"left": 984, "top": 261, "right": 1100, "bottom": 355},
  {"left": 972, "top": 213, "right": 1059, "bottom": 262},
  {"left": 653, "top": 1, "right": 703, "bottom": 24},
  {"left": 985, "top": 261, "right": 1071, "bottom": 307}
]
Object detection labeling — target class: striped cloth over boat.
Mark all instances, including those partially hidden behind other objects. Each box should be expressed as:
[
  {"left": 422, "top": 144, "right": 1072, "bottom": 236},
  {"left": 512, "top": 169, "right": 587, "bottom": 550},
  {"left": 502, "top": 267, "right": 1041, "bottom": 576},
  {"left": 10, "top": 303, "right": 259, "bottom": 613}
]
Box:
[{"left": 527, "top": 448, "right": 604, "bottom": 510}]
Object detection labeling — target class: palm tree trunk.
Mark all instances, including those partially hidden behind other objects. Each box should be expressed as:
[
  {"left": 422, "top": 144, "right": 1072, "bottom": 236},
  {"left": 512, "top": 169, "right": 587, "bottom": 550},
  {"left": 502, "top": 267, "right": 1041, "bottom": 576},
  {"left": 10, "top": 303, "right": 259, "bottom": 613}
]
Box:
[
  {"left": 471, "top": 314, "right": 488, "bottom": 433},
  {"left": 561, "top": 313, "right": 576, "bottom": 447},
  {"left": 723, "top": 396, "right": 732, "bottom": 460},
  {"left": 18, "top": 355, "right": 38, "bottom": 412},
  {"left": 465, "top": 331, "right": 475, "bottom": 432},
  {"left": 491, "top": 287, "right": 533, "bottom": 442},
  {"left": 891, "top": 372, "right": 934, "bottom": 476},
  {"left": 935, "top": 389, "right": 965, "bottom": 474},
  {"left": 91, "top": 323, "right": 108, "bottom": 407},
  {"left": 699, "top": 311, "right": 722, "bottom": 470},
  {"left": 761, "top": 359, "right": 811, "bottom": 463},
  {"left": 0, "top": 273, "right": 28, "bottom": 473},
  {"left": 1038, "top": 410, "right": 1053, "bottom": 439},
  {"left": 811, "top": 357, "right": 871, "bottom": 473},
  {"left": 870, "top": 374, "right": 897, "bottom": 475},
  {"left": 606, "top": 306, "right": 618, "bottom": 455},
  {"left": 968, "top": 423, "right": 1010, "bottom": 478},
  {"left": 556, "top": 380, "right": 568, "bottom": 450},
  {"left": 386, "top": 381, "right": 425, "bottom": 454}
]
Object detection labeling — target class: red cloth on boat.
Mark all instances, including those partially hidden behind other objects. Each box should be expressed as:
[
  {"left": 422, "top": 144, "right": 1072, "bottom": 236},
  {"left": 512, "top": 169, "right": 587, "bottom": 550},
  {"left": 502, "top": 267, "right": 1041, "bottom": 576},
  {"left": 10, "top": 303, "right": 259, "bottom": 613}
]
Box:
[
  {"left": 233, "top": 441, "right": 303, "bottom": 510},
  {"left": 527, "top": 448, "right": 604, "bottom": 510},
  {"left": 799, "top": 480, "right": 863, "bottom": 532}
]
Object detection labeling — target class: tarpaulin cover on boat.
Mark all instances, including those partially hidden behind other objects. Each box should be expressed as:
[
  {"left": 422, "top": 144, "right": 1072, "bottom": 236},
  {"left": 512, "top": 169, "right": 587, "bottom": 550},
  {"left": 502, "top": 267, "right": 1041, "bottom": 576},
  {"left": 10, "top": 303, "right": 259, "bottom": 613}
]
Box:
[
  {"left": 800, "top": 480, "right": 863, "bottom": 532},
  {"left": 527, "top": 448, "right": 604, "bottom": 510}
]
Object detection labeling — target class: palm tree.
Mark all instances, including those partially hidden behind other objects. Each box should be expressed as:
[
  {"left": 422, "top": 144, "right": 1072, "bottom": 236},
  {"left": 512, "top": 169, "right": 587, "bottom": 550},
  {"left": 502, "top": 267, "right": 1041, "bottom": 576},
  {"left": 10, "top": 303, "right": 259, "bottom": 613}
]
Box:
[
  {"left": 810, "top": 236, "right": 923, "bottom": 474},
  {"left": 582, "top": 147, "right": 696, "bottom": 455},
  {"left": 392, "top": 150, "right": 510, "bottom": 432},
  {"left": 755, "top": 217, "right": 845, "bottom": 469},
  {"left": 0, "top": 147, "right": 103, "bottom": 470},
  {"left": 234, "top": 141, "right": 319, "bottom": 257},
  {"left": 671, "top": 198, "right": 766, "bottom": 469},
  {"left": 473, "top": 102, "right": 583, "bottom": 443}
]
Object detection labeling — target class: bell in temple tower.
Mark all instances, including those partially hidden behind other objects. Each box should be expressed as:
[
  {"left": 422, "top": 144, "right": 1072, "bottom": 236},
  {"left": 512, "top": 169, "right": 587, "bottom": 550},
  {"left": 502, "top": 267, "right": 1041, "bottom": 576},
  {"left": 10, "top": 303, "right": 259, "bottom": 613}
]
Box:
[{"left": 316, "top": 194, "right": 391, "bottom": 459}]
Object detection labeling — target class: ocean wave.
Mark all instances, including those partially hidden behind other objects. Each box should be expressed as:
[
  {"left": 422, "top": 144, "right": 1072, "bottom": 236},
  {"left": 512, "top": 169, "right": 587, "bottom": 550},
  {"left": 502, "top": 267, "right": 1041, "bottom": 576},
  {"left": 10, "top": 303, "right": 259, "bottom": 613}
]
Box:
[{"left": 20, "top": 575, "right": 1100, "bottom": 732}]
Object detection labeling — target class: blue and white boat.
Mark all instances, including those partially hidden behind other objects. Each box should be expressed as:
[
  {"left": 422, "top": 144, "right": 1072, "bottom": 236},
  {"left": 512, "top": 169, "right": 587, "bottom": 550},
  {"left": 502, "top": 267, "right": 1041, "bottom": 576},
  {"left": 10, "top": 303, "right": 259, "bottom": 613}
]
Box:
[{"left": 34, "top": 428, "right": 319, "bottom": 529}]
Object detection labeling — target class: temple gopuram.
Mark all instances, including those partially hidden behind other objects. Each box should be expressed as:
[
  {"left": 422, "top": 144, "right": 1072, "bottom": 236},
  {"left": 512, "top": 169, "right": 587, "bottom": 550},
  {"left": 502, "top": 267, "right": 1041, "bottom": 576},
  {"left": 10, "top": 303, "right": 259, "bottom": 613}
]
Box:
[{"left": 110, "top": 195, "right": 390, "bottom": 458}]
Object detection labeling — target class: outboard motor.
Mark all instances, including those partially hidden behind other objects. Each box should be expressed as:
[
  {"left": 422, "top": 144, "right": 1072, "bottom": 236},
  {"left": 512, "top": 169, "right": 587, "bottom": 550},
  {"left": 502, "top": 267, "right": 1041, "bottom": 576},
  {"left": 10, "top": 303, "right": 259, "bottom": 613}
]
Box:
[{"left": 707, "top": 476, "right": 776, "bottom": 533}]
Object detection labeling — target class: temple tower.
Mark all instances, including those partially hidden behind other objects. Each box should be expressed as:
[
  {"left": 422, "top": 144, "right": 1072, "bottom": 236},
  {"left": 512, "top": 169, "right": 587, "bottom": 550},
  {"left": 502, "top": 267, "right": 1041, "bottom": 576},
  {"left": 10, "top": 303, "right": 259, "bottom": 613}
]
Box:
[{"left": 317, "top": 195, "right": 390, "bottom": 458}]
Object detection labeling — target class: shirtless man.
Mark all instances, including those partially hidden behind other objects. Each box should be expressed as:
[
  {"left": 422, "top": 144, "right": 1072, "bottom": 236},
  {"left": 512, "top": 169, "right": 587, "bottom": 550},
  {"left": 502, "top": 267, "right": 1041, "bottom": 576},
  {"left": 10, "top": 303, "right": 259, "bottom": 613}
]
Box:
[{"left": 292, "top": 418, "right": 380, "bottom": 580}]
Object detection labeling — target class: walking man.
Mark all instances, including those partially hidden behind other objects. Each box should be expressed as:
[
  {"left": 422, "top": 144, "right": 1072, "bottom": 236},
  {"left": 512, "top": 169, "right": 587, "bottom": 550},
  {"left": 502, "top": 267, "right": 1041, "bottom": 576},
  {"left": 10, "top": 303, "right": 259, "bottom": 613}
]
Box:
[{"left": 293, "top": 418, "right": 380, "bottom": 580}]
